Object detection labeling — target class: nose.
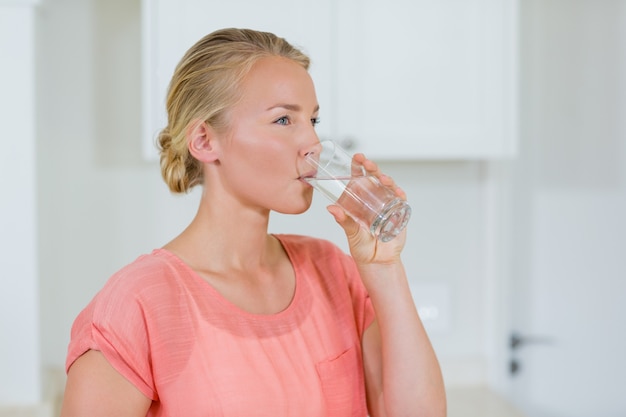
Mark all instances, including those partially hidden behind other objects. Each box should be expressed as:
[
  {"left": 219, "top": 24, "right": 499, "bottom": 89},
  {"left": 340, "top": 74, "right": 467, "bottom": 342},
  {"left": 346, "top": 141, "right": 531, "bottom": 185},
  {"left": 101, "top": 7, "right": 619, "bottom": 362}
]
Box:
[
  {"left": 301, "top": 140, "right": 322, "bottom": 158},
  {"left": 300, "top": 124, "right": 322, "bottom": 158}
]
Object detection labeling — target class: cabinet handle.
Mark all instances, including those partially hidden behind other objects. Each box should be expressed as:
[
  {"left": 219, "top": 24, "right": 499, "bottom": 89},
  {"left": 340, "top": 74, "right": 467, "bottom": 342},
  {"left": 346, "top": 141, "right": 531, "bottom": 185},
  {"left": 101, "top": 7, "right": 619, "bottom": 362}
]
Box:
[{"left": 339, "top": 137, "right": 356, "bottom": 150}]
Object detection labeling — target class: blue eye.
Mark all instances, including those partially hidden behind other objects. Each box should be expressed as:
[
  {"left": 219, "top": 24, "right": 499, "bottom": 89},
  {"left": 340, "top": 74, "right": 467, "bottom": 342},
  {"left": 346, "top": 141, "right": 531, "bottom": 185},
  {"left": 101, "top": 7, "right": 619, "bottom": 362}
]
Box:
[
  {"left": 311, "top": 117, "right": 320, "bottom": 126},
  {"left": 275, "top": 116, "right": 290, "bottom": 125}
]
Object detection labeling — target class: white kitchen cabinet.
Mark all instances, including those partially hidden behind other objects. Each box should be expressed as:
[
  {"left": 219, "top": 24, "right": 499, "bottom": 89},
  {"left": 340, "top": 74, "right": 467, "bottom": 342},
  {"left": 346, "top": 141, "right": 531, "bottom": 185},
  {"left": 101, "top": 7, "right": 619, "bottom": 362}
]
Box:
[
  {"left": 335, "top": 0, "right": 518, "bottom": 159},
  {"left": 142, "top": 0, "right": 518, "bottom": 160}
]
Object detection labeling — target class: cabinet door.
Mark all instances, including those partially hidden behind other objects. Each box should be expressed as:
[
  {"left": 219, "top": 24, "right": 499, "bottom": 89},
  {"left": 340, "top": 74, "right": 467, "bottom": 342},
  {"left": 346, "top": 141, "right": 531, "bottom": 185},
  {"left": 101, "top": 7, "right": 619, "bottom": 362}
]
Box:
[
  {"left": 335, "top": 0, "right": 518, "bottom": 159},
  {"left": 142, "top": 0, "right": 334, "bottom": 159}
]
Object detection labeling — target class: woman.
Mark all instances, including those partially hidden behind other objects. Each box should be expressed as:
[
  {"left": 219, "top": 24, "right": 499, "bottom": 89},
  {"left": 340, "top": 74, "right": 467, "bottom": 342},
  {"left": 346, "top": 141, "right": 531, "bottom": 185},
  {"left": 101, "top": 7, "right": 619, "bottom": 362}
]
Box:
[{"left": 61, "top": 28, "right": 446, "bottom": 417}]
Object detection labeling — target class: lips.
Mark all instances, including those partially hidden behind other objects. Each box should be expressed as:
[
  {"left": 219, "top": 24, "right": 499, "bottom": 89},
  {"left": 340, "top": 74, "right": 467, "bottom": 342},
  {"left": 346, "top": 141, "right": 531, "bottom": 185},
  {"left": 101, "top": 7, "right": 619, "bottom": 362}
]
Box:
[{"left": 298, "top": 169, "right": 317, "bottom": 180}]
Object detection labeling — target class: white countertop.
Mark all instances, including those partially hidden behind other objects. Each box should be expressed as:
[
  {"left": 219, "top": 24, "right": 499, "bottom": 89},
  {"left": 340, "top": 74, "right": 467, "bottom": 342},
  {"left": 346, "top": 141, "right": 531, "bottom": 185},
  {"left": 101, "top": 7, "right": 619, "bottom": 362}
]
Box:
[{"left": 447, "top": 386, "right": 527, "bottom": 417}]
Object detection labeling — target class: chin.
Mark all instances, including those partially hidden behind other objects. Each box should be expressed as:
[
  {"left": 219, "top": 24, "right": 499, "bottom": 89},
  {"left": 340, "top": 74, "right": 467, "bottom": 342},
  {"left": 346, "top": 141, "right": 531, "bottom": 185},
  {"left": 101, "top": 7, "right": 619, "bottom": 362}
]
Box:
[
  {"left": 276, "top": 194, "right": 314, "bottom": 215},
  {"left": 280, "top": 204, "right": 312, "bottom": 215}
]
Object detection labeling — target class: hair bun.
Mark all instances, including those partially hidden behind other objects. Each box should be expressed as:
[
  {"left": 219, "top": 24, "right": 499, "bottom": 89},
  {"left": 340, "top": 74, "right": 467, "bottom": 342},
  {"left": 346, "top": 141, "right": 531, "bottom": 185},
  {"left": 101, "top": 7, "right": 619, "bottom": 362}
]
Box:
[{"left": 158, "top": 127, "right": 190, "bottom": 193}]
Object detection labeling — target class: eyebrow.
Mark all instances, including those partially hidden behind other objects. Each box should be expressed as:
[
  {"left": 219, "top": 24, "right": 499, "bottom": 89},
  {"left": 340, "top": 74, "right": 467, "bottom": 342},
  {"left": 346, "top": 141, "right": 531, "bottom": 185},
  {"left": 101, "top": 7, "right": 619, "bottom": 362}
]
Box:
[{"left": 267, "top": 103, "right": 320, "bottom": 113}]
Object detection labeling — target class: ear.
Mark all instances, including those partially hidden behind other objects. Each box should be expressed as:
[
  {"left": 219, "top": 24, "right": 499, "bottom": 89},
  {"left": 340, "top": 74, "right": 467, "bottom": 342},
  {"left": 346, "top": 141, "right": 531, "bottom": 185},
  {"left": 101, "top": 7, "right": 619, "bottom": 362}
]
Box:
[{"left": 187, "top": 119, "right": 219, "bottom": 163}]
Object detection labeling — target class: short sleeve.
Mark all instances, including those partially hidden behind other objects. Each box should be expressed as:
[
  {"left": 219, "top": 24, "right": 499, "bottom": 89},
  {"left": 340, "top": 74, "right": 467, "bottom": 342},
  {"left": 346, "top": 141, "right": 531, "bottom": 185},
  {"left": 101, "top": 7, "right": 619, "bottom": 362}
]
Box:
[{"left": 66, "top": 262, "right": 158, "bottom": 400}]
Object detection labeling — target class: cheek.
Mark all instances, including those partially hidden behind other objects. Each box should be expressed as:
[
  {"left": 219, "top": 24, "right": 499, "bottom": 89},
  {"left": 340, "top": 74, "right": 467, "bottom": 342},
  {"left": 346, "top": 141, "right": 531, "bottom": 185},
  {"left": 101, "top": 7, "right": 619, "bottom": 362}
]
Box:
[
  {"left": 225, "top": 150, "right": 290, "bottom": 194},
  {"left": 245, "top": 143, "right": 294, "bottom": 176},
  {"left": 224, "top": 129, "right": 297, "bottom": 185}
]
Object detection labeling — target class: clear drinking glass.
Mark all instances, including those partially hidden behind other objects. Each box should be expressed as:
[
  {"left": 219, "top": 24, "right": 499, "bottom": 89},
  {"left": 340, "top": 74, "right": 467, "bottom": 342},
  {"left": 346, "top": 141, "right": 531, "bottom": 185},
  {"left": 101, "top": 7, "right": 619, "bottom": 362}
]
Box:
[{"left": 300, "top": 140, "right": 411, "bottom": 242}]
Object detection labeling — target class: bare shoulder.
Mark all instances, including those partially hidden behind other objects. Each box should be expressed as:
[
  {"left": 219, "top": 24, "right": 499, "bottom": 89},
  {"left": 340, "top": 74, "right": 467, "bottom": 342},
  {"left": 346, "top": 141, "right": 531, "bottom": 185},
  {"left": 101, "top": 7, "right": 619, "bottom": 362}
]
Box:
[{"left": 61, "top": 350, "right": 152, "bottom": 417}]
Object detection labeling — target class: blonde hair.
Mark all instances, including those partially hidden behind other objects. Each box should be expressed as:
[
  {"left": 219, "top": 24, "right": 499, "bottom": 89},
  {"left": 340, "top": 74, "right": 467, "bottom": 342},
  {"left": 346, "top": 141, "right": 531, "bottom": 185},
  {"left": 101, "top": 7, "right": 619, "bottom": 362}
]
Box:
[{"left": 157, "top": 28, "right": 310, "bottom": 193}]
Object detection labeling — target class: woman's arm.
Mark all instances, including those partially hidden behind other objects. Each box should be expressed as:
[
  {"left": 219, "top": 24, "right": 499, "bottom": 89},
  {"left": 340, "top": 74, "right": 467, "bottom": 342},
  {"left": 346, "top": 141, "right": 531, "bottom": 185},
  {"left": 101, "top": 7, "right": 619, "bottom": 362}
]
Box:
[
  {"left": 360, "top": 264, "right": 446, "bottom": 417},
  {"left": 327, "top": 153, "right": 446, "bottom": 417},
  {"left": 61, "top": 350, "right": 152, "bottom": 417}
]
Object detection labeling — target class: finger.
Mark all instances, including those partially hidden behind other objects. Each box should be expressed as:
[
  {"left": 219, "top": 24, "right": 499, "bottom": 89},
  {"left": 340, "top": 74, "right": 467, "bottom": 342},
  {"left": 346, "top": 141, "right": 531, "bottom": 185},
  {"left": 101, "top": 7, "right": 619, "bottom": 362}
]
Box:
[
  {"left": 378, "top": 173, "right": 395, "bottom": 187},
  {"left": 354, "top": 154, "right": 407, "bottom": 199},
  {"left": 378, "top": 174, "right": 408, "bottom": 200},
  {"left": 395, "top": 186, "right": 408, "bottom": 200},
  {"left": 353, "top": 153, "right": 380, "bottom": 175},
  {"left": 326, "top": 204, "right": 347, "bottom": 222},
  {"left": 326, "top": 205, "right": 360, "bottom": 237}
]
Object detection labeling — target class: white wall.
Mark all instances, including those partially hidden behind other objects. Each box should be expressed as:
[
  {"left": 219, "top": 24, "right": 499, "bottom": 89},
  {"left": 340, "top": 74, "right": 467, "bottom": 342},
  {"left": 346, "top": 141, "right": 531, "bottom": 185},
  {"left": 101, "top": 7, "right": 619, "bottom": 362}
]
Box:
[
  {"left": 0, "top": 0, "right": 42, "bottom": 406},
  {"left": 36, "top": 0, "right": 491, "bottom": 388},
  {"left": 36, "top": 0, "right": 199, "bottom": 370}
]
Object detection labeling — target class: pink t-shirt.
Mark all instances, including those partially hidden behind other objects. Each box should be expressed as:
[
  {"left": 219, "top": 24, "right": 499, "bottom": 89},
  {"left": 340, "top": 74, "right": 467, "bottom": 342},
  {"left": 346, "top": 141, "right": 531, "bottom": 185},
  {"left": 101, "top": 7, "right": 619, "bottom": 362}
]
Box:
[{"left": 66, "top": 234, "right": 375, "bottom": 417}]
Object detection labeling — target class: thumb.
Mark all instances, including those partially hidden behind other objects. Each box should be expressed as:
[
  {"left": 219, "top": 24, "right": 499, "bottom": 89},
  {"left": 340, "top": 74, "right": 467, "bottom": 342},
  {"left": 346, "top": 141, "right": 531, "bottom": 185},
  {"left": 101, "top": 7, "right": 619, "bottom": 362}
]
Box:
[{"left": 326, "top": 205, "right": 360, "bottom": 237}]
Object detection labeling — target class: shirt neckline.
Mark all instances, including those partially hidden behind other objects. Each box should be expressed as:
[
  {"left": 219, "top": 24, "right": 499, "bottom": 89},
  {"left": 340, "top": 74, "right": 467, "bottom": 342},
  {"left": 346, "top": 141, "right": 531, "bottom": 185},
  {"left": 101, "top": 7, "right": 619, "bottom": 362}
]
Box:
[{"left": 152, "top": 234, "right": 303, "bottom": 321}]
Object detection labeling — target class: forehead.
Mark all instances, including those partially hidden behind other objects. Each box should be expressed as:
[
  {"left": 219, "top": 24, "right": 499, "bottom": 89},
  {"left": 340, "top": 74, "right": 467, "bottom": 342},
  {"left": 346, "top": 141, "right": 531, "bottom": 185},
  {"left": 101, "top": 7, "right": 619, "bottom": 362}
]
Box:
[{"left": 236, "top": 55, "right": 317, "bottom": 108}]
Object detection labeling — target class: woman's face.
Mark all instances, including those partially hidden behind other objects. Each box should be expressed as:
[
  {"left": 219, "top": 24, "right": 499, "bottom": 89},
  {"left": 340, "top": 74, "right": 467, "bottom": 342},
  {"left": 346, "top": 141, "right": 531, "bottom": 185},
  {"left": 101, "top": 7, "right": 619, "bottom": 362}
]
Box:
[{"left": 216, "top": 55, "right": 321, "bottom": 214}]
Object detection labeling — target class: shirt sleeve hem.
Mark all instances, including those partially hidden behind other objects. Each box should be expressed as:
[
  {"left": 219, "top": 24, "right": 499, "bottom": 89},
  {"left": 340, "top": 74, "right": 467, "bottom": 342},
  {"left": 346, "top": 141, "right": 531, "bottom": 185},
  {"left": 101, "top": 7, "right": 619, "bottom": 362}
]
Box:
[{"left": 66, "top": 343, "right": 158, "bottom": 401}]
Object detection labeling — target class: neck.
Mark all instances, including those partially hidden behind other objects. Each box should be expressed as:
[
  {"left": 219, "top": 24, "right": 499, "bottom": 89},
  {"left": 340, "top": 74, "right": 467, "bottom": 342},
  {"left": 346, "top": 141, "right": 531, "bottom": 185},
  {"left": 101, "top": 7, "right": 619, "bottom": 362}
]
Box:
[{"left": 163, "top": 191, "right": 279, "bottom": 274}]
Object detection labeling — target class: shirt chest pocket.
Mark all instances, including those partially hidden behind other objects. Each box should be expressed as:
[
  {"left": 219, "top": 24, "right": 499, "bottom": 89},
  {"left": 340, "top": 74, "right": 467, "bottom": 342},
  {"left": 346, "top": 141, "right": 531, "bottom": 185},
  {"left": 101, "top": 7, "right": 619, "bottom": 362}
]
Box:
[{"left": 315, "top": 346, "right": 367, "bottom": 417}]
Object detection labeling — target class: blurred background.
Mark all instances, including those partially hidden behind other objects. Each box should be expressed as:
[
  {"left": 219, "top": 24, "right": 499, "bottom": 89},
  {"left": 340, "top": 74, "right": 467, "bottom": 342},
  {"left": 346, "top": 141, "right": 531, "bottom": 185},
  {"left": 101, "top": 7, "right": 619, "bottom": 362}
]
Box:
[{"left": 1, "top": 0, "right": 625, "bottom": 416}]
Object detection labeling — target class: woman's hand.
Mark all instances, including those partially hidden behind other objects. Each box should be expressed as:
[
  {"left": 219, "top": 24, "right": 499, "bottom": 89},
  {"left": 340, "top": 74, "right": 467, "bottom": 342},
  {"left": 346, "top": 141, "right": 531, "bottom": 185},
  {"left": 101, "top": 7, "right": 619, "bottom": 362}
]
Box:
[{"left": 326, "top": 153, "right": 408, "bottom": 265}]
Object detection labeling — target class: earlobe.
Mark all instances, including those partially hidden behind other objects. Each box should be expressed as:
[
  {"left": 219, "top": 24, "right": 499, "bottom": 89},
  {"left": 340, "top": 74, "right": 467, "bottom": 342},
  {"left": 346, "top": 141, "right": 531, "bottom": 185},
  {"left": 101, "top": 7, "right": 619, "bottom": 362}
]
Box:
[{"left": 187, "top": 120, "right": 219, "bottom": 162}]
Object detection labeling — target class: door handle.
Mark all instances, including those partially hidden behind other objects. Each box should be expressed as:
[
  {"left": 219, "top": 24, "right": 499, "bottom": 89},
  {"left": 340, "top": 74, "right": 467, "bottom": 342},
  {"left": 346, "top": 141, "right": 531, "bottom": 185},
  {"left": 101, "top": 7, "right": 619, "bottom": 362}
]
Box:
[{"left": 510, "top": 332, "right": 555, "bottom": 350}]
